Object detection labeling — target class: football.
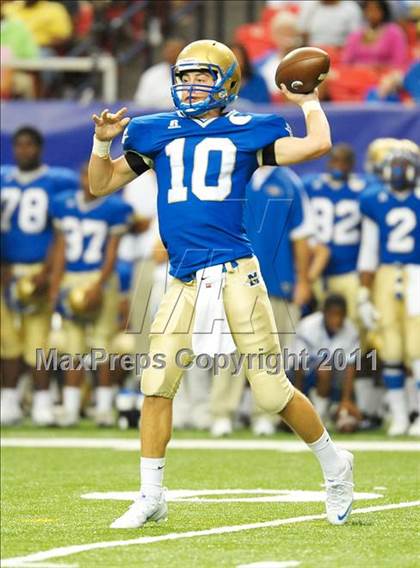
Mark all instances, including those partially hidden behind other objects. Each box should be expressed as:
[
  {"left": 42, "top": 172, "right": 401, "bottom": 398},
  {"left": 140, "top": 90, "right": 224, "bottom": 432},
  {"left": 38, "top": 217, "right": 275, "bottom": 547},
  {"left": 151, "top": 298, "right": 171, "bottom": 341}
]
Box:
[{"left": 275, "top": 47, "right": 330, "bottom": 94}]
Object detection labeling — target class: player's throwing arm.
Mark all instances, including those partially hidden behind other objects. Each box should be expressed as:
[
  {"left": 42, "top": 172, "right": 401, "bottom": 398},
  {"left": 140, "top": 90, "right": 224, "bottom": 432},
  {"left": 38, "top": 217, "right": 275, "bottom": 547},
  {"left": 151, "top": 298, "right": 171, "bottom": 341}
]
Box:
[{"left": 274, "top": 47, "right": 332, "bottom": 164}]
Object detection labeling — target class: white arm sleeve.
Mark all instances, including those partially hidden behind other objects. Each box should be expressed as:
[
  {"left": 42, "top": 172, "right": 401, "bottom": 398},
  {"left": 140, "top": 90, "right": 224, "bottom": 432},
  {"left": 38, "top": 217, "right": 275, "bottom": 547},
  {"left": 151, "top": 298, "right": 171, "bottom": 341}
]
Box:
[{"left": 357, "top": 216, "right": 379, "bottom": 272}]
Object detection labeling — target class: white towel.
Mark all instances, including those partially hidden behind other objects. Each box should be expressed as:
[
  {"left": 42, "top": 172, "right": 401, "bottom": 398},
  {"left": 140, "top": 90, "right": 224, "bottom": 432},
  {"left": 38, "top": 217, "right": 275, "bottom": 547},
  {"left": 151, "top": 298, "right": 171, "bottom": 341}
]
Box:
[
  {"left": 192, "top": 264, "right": 236, "bottom": 356},
  {"left": 406, "top": 264, "right": 420, "bottom": 317}
]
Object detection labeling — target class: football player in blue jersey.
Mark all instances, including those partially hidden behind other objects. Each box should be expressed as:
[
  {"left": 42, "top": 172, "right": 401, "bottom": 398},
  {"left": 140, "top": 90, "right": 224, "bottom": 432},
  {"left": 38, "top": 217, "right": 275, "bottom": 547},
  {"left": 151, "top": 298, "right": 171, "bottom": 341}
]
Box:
[
  {"left": 210, "top": 165, "right": 313, "bottom": 437},
  {"left": 1, "top": 126, "right": 78, "bottom": 426},
  {"left": 88, "top": 40, "right": 354, "bottom": 528},
  {"left": 304, "top": 144, "right": 371, "bottom": 323},
  {"left": 48, "top": 163, "right": 134, "bottom": 426},
  {"left": 358, "top": 147, "right": 420, "bottom": 436}
]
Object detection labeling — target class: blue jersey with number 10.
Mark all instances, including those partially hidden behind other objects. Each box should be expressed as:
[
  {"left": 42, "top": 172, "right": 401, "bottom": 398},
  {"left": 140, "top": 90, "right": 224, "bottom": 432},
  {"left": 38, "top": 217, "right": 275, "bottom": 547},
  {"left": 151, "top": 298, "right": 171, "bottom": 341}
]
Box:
[
  {"left": 123, "top": 110, "right": 291, "bottom": 279},
  {"left": 1, "top": 165, "right": 78, "bottom": 263}
]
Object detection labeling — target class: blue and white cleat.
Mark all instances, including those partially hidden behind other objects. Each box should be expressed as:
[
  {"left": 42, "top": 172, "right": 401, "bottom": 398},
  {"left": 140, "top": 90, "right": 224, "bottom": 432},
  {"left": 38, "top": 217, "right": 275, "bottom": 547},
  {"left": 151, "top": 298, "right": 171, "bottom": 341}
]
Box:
[
  {"left": 110, "top": 492, "right": 167, "bottom": 529},
  {"left": 325, "top": 450, "right": 354, "bottom": 525}
]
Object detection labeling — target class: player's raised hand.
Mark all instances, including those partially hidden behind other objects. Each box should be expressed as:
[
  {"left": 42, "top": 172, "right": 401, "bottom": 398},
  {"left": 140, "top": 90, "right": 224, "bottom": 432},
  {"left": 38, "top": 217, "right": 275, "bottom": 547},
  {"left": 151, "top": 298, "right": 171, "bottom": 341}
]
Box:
[
  {"left": 279, "top": 84, "right": 319, "bottom": 106},
  {"left": 92, "top": 107, "right": 130, "bottom": 141}
]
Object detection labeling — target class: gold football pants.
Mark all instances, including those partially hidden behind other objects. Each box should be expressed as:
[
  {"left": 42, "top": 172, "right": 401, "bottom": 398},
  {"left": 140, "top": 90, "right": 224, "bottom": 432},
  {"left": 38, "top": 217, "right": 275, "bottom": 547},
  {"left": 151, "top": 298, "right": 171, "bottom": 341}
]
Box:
[{"left": 141, "top": 256, "right": 294, "bottom": 414}]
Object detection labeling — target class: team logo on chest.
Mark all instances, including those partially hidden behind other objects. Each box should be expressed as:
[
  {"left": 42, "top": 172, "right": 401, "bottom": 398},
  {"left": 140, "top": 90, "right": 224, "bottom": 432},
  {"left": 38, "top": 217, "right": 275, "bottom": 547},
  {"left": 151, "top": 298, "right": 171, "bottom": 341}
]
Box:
[{"left": 246, "top": 271, "right": 260, "bottom": 286}]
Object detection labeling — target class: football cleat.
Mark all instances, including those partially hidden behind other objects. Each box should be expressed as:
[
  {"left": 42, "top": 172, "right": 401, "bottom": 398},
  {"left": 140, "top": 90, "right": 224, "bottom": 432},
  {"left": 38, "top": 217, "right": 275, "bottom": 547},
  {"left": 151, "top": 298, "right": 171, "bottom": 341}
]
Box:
[
  {"left": 32, "top": 406, "right": 55, "bottom": 426},
  {"left": 95, "top": 410, "right": 115, "bottom": 428},
  {"left": 211, "top": 417, "right": 233, "bottom": 437},
  {"left": 171, "top": 39, "right": 241, "bottom": 117},
  {"left": 388, "top": 417, "right": 409, "bottom": 436},
  {"left": 110, "top": 492, "right": 167, "bottom": 529},
  {"left": 252, "top": 417, "right": 275, "bottom": 436},
  {"left": 0, "top": 401, "right": 23, "bottom": 426},
  {"left": 408, "top": 417, "right": 420, "bottom": 437},
  {"left": 54, "top": 407, "right": 79, "bottom": 427},
  {"left": 325, "top": 449, "right": 354, "bottom": 525}
]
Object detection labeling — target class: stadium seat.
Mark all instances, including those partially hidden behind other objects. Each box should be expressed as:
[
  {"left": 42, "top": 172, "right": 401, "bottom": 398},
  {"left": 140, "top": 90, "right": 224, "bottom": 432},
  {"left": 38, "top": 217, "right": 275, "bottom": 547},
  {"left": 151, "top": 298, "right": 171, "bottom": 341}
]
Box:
[
  {"left": 234, "top": 22, "right": 275, "bottom": 61},
  {"left": 328, "top": 65, "right": 387, "bottom": 102}
]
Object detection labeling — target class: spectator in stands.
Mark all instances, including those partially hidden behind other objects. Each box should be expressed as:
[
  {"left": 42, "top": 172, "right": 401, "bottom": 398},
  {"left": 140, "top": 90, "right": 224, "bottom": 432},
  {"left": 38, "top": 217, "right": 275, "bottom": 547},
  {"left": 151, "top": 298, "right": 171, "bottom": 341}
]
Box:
[
  {"left": 1, "top": 4, "right": 39, "bottom": 98},
  {"left": 0, "top": 4, "right": 39, "bottom": 59},
  {"left": 3, "top": 0, "right": 72, "bottom": 48},
  {"left": 341, "top": 0, "right": 409, "bottom": 68},
  {"left": 134, "top": 38, "right": 185, "bottom": 109},
  {"left": 366, "top": 60, "right": 420, "bottom": 103},
  {"left": 298, "top": 1, "right": 363, "bottom": 47},
  {"left": 257, "top": 11, "right": 302, "bottom": 101},
  {"left": 230, "top": 43, "right": 270, "bottom": 104}
]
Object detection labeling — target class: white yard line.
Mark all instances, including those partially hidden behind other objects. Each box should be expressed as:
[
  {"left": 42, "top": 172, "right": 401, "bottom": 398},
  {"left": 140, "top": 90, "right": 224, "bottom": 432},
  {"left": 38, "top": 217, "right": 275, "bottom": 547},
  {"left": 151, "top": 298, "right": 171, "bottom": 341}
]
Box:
[
  {"left": 1, "top": 564, "right": 78, "bottom": 568},
  {"left": 2, "top": 438, "right": 420, "bottom": 452},
  {"left": 237, "top": 562, "right": 300, "bottom": 568},
  {"left": 81, "top": 488, "right": 383, "bottom": 503},
  {"left": 1, "top": 501, "right": 419, "bottom": 567}
]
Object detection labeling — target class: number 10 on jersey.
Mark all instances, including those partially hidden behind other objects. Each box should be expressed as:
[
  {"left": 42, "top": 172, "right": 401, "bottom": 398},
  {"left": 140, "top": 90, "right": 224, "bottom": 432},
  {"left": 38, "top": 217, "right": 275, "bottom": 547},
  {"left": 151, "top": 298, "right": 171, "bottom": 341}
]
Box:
[{"left": 165, "top": 137, "right": 237, "bottom": 203}]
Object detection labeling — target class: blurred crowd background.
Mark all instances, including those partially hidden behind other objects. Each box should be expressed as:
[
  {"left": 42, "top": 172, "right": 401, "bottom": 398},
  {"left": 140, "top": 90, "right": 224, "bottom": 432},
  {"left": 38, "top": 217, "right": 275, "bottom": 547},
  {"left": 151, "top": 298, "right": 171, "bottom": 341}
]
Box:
[{"left": 1, "top": 0, "right": 419, "bottom": 104}]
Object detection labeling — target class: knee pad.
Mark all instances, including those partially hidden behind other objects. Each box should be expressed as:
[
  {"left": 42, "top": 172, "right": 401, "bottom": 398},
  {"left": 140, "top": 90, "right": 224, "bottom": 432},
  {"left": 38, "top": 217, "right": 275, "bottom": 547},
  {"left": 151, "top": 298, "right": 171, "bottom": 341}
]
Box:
[
  {"left": 140, "top": 366, "right": 182, "bottom": 399},
  {"left": 247, "top": 349, "right": 294, "bottom": 414}
]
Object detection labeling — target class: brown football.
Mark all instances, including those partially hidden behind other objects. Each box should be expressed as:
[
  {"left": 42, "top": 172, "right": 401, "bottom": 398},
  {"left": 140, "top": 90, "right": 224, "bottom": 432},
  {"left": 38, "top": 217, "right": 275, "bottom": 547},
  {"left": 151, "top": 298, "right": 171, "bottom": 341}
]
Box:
[{"left": 275, "top": 47, "right": 330, "bottom": 94}]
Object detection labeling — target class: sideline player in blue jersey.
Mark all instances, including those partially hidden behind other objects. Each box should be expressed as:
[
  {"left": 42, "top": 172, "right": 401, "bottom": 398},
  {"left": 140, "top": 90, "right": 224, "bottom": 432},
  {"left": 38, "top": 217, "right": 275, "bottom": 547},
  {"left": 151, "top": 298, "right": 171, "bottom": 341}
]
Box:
[
  {"left": 48, "top": 163, "right": 134, "bottom": 426},
  {"left": 358, "top": 147, "right": 420, "bottom": 437},
  {"left": 210, "top": 166, "right": 313, "bottom": 437},
  {"left": 304, "top": 144, "right": 371, "bottom": 323},
  {"left": 88, "top": 40, "right": 354, "bottom": 528},
  {"left": 0, "top": 126, "right": 78, "bottom": 426}
]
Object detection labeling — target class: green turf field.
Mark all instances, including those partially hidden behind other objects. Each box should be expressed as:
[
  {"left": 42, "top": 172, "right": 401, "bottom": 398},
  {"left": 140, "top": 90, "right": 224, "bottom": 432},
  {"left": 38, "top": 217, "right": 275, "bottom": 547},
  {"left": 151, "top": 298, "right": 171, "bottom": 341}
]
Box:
[{"left": 1, "top": 426, "right": 420, "bottom": 568}]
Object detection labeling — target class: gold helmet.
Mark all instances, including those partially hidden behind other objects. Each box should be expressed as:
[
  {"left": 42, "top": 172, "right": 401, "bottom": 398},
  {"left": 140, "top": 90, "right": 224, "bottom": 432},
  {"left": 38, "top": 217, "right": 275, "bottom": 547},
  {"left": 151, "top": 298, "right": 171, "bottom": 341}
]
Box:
[
  {"left": 365, "top": 138, "right": 401, "bottom": 175},
  {"left": 68, "top": 283, "right": 103, "bottom": 318},
  {"left": 171, "top": 39, "right": 241, "bottom": 117},
  {"left": 399, "top": 139, "right": 419, "bottom": 154},
  {"left": 5, "top": 274, "right": 44, "bottom": 313},
  {"left": 16, "top": 275, "right": 39, "bottom": 305}
]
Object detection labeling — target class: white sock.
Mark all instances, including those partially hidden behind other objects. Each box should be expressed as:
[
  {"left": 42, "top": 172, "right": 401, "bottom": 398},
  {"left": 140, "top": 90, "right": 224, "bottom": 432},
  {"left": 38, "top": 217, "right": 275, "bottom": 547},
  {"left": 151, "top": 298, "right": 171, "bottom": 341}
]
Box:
[
  {"left": 412, "top": 359, "right": 420, "bottom": 414},
  {"left": 387, "top": 389, "right": 408, "bottom": 423},
  {"left": 314, "top": 394, "right": 329, "bottom": 423},
  {"left": 32, "top": 390, "right": 53, "bottom": 414},
  {"left": 405, "top": 377, "right": 417, "bottom": 414},
  {"left": 308, "top": 429, "right": 345, "bottom": 480},
  {"left": 96, "top": 387, "right": 114, "bottom": 414},
  {"left": 140, "top": 457, "right": 165, "bottom": 497},
  {"left": 1, "top": 388, "right": 19, "bottom": 409},
  {"left": 63, "top": 386, "right": 81, "bottom": 419},
  {"left": 354, "top": 377, "right": 376, "bottom": 415}
]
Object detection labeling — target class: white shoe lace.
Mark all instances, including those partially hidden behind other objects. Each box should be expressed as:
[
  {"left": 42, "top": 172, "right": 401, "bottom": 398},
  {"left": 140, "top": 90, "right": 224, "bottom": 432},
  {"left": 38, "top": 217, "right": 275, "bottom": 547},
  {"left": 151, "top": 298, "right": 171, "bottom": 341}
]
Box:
[{"left": 325, "top": 479, "right": 354, "bottom": 509}]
